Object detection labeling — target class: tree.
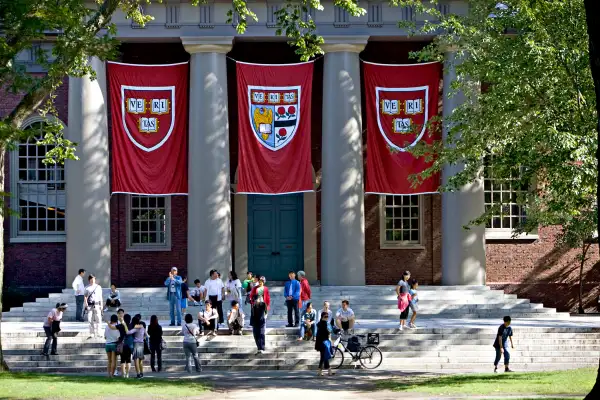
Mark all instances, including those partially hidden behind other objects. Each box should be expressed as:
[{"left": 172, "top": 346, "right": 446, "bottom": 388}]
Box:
[{"left": 0, "top": 0, "right": 366, "bottom": 374}]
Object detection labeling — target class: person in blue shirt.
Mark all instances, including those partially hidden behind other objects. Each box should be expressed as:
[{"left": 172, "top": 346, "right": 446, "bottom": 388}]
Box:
[
  {"left": 284, "top": 271, "right": 301, "bottom": 327},
  {"left": 164, "top": 267, "right": 183, "bottom": 326},
  {"left": 493, "top": 315, "right": 515, "bottom": 373}
]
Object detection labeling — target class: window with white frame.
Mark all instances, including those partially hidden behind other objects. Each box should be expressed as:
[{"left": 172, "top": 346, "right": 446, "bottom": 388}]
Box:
[
  {"left": 11, "top": 120, "right": 66, "bottom": 241},
  {"left": 127, "top": 195, "right": 171, "bottom": 250},
  {"left": 483, "top": 163, "right": 528, "bottom": 236},
  {"left": 380, "top": 195, "right": 421, "bottom": 248}
]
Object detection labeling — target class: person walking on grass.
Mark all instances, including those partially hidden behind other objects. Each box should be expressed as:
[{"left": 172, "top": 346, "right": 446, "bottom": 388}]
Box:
[
  {"left": 408, "top": 279, "right": 419, "bottom": 329},
  {"left": 71, "top": 269, "right": 86, "bottom": 322},
  {"left": 148, "top": 315, "right": 163, "bottom": 372},
  {"left": 315, "top": 311, "right": 335, "bottom": 377},
  {"left": 182, "top": 313, "right": 202, "bottom": 373},
  {"left": 494, "top": 316, "right": 515, "bottom": 373},
  {"left": 284, "top": 271, "right": 301, "bottom": 327},
  {"left": 395, "top": 271, "right": 412, "bottom": 331},
  {"left": 84, "top": 274, "right": 103, "bottom": 339},
  {"left": 104, "top": 284, "right": 121, "bottom": 312},
  {"left": 298, "top": 301, "right": 317, "bottom": 341},
  {"left": 298, "top": 271, "right": 312, "bottom": 311},
  {"left": 251, "top": 294, "right": 267, "bottom": 354},
  {"left": 41, "top": 303, "right": 67, "bottom": 357},
  {"left": 165, "top": 267, "right": 183, "bottom": 326},
  {"left": 104, "top": 314, "right": 120, "bottom": 378}
]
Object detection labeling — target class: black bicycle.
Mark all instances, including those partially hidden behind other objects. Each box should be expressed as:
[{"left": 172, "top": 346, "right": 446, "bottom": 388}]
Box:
[{"left": 329, "top": 333, "right": 383, "bottom": 370}]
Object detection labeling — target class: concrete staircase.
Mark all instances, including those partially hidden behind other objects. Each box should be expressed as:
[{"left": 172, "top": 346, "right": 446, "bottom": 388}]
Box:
[
  {"left": 1, "top": 285, "right": 569, "bottom": 322},
  {"left": 3, "top": 286, "right": 598, "bottom": 373}
]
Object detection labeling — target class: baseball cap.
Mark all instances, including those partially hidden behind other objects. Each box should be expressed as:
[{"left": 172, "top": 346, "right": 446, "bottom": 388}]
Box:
[{"left": 171, "top": 267, "right": 178, "bottom": 272}]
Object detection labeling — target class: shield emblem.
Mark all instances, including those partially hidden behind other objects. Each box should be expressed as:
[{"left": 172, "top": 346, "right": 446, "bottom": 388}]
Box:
[
  {"left": 121, "top": 85, "right": 176, "bottom": 152},
  {"left": 248, "top": 85, "right": 301, "bottom": 151},
  {"left": 376, "top": 86, "right": 429, "bottom": 152}
]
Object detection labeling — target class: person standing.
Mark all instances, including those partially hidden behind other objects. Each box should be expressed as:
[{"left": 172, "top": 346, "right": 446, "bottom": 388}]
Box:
[
  {"left": 204, "top": 270, "right": 225, "bottom": 326},
  {"left": 148, "top": 315, "right": 163, "bottom": 372},
  {"left": 298, "top": 271, "right": 312, "bottom": 311},
  {"left": 227, "top": 300, "right": 245, "bottom": 335},
  {"left": 315, "top": 311, "right": 335, "bottom": 377},
  {"left": 41, "top": 303, "right": 67, "bottom": 357},
  {"left": 104, "top": 314, "right": 120, "bottom": 378},
  {"left": 225, "top": 271, "right": 242, "bottom": 303},
  {"left": 250, "top": 276, "right": 271, "bottom": 315},
  {"left": 84, "top": 274, "right": 103, "bottom": 339},
  {"left": 71, "top": 269, "right": 86, "bottom": 322},
  {"left": 284, "top": 271, "right": 301, "bottom": 327},
  {"left": 395, "top": 271, "right": 412, "bottom": 331},
  {"left": 164, "top": 267, "right": 183, "bottom": 326},
  {"left": 181, "top": 277, "right": 191, "bottom": 315},
  {"left": 182, "top": 313, "right": 202, "bottom": 373},
  {"left": 126, "top": 315, "right": 147, "bottom": 379},
  {"left": 408, "top": 279, "right": 419, "bottom": 329},
  {"left": 118, "top": 314, "right": 133, "bottom": 378},
  {"left": 494, "top": 316, "right": 515, "bottom": 373},
  {"left": 242, "top": 271, "right": 254, "bottom": 303},
  {"left": 251, "top": 295, "right": 267, "bottom": 354}
]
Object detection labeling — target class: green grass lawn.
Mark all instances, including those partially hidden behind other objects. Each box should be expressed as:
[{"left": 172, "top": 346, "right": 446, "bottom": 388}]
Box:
[
  {"left": 376, "top": 367, "right": 596, "bottom": 396},
  {"left": 0, "top": 373, "right": 212, "bottom": 399}
]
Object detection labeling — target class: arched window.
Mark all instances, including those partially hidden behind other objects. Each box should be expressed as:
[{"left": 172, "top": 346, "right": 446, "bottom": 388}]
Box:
[{"left": 10, "top": 119, "right": 66, "bottom": 241}]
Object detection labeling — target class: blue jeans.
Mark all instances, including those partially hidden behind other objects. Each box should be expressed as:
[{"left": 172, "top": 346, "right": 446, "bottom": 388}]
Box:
[
  {"left": 494, "top": 347, "right": 510, "bottom": 366},
  {"left": 299, "top": 322, "right": 316, "bottom": 339},
  {"left": 169, "top": 295, "right": 182, "bottom": 325}
]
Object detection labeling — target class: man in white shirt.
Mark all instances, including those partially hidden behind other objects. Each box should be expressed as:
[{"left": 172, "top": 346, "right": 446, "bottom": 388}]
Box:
[
  {"left": 204, "top": 269, "right": 225, "bottom": 325},
  {"left": 84, "top": 274, "right": 103, "bottom": 338},
  {"left": 335, "top": 299, "right": 356, "bottom": 334},
  {"left": 71, "top": 269, "right": 86, "bottom": 322}
]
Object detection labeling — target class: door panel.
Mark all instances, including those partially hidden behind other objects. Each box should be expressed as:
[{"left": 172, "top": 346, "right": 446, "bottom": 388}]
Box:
[{"left": 248, "top": 194, "right": 303, "bottom": 281}]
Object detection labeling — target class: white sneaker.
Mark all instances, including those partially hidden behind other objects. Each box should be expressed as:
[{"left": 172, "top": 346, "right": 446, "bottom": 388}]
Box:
[
  {"left": 408, "top": 323, "right": 417, "bottom": 329},
  {"left": 114, "top": 370, "right": 119, "bottom": 376},
  {"left": 103, "top": 308, "right": 108, "bottom": 312},
  {"left": 193, "top": 302, "right": 199, "bottom": 306},
  {"left": 259, "top": 350, "right": 265, "bottom": 354},
  {"left": 398, "top": 325, "right": 403, "bottom": 331}
]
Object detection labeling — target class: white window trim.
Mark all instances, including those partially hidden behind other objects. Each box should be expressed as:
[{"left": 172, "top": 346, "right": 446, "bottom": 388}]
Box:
[
  {"left": 485, "top": 229, "right": 538, "bottom": 240},
  {"left": 379, "top": 195, "right": 425, "bottom": 250},
  {"left": 10, "top": 115, "right": 67, "bottom": 243},
  {"left": 126, "top": 195, "right": 172, "bottom": 252}
]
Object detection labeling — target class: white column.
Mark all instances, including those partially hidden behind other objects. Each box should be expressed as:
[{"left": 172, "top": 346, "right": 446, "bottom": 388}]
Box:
[
  {"left": 441, "top": 51, "right": 486, "bottom": 285},
  {"left": 65, "top": 57, "right": 111, "bottom": 288},
  {"left": 320, "top": 37, "right": 368, "bottom": 286},
  {"left": 182, "top": 37, "right": 234, "bottom": 281}
]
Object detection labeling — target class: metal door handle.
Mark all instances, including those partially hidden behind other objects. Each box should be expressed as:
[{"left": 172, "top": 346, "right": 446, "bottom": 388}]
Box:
[{"left": 271, "top": 251, "right": 281, "bottom": 255}]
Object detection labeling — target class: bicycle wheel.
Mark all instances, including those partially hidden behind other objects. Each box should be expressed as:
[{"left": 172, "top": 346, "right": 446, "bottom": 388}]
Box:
[
  {"left": 329, "top": 347, "right": 344, "bottom": 369},
  {"left": 359, "top": 346, "right": 383, "bottom": 369}
]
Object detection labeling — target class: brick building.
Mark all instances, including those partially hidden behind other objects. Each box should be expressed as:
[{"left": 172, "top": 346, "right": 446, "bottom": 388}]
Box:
[{"left": 2, "top": 1, "right": 598, "bottom": 313}]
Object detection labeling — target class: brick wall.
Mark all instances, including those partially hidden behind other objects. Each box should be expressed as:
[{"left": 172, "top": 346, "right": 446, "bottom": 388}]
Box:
[
  {"left": 2, "top": 77, "right": 68, "bottom": 292},
  {"left": 486, "top": 226, "right": 600, "bottom": 313}
]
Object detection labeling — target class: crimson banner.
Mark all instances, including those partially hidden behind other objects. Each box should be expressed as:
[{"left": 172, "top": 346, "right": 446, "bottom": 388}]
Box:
[
  {"left": 236, "top": 61, "right": 313, "bottom": 194},
  {"left": 108, "top": 61, "right": 188, "bottom": 195},
  {"left": 364, "top": 61, "right": 442, "bottom": 195}
]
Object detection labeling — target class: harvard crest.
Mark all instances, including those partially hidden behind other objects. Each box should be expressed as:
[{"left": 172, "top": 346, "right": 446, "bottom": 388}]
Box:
[
  {"left": 121, "top": 85, "right": 176, "bottom": 152},
  {"left": 376, "top": 86, "right": 429, "bottom": 152},
  {"left": 248, "top": 85, "right": 301, "bottom": 151}
]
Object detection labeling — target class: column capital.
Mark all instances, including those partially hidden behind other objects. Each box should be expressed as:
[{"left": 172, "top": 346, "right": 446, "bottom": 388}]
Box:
[
  {"left": 321, "top": 36, "right": 368, "bottom": 53},
  {"left": 181, "top": 36, "right": 234, "bottom": 54}
]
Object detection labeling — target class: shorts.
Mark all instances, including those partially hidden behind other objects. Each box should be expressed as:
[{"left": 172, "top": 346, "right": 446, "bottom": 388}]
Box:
[
  {"left": 133, "top": 343, "right": 145, "bottom": 360},
  {"left": 120, "top": 346, "right": 132, "bottom": 364},
  {"left": 341, "top": 320, "right": 350, "bottom": 330},
  {"left": 409, "top": 302, "right": 418, "bottom": 312},
  {"left": 105, "top": 343, "right": 117, "bottom": 353},
  {"left": 181, "top": 298, "right": 188, "bottom": 308},
  {"left": 400, "top": 308, "right": 410, "bottom": 320}
]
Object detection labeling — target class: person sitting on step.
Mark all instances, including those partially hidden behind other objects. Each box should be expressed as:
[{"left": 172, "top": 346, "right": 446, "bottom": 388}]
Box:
[
  {"left": 227, "top": 300, "right": 245, "bottom": 335},
  {"left": 189, "top": 279, "right": 207, "bottom": 307},
  {"left": 335, "top": 300, "right": 355, "bottom": 334},
  {"left": 197, "top": 300, "right": 218, "bottom": 336},
  {"left": 104, "top": 284, "right": 121, "bottom": 312}
]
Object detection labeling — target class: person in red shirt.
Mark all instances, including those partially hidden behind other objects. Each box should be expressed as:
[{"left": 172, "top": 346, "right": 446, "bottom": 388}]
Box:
[
  {"left": 249, "top": 276, "right": 271, "bottom": 314},
  {"left": 298, "top": 271, "right": 312, "bottom": 312}
]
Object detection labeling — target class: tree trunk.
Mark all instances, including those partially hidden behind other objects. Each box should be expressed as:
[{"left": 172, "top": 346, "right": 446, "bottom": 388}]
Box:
[
  {"left": 0, "top": 149, "right": 8, "bottom": 371},
  {"left": 579, "top": 242, "right": 590, "bottom": 314},
  {"left": 584, "top": 0, "right": 600, "bottom": 397}
]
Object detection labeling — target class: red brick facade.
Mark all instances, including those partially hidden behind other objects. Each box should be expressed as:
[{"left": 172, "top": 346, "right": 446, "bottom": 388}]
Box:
[{"left": 1, "top": 42, "right": 598, "bottom": 313}]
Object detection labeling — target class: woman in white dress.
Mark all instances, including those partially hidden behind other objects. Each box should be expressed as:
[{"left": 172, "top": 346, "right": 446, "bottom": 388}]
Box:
[{"left": 225, "top": 271, "right": 242, "bottom": 302}]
